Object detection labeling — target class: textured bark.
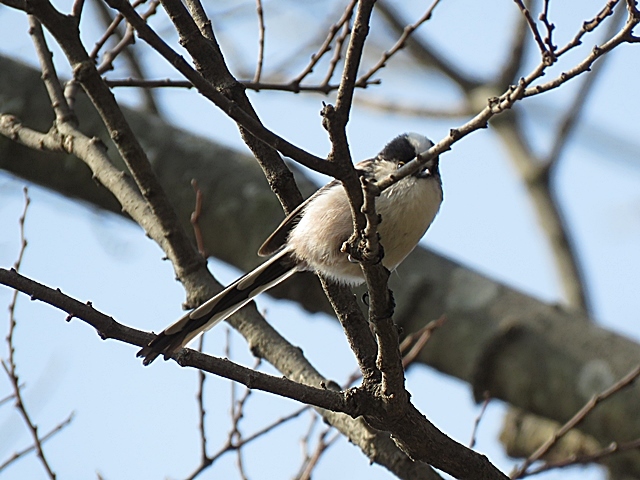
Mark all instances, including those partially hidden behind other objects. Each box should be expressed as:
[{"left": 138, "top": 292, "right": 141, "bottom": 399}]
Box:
[{"left": 2, "top": 54, "right": 640, "bottom": 474}]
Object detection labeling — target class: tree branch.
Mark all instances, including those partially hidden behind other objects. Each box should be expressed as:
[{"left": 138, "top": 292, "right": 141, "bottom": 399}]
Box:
[
  {"left": 25, "top": 0, "right": 208, "bottom": 295},
  {"left": 0, "top": 267, "right": 509, "bottom": 479}
]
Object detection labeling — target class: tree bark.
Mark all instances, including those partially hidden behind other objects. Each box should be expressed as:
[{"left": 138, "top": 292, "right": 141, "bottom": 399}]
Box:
[{"left": 2, "top": 54, "right": 640, "bottom": 474}]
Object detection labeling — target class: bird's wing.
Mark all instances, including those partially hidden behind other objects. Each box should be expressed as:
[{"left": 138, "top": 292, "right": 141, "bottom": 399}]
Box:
[
  {"left": 257, "top": 160, "right": 375, "bottom": 257},
  {"left": 137, "top": 248, "right": 298, "bottom": 365},
  {"left": 257, "top": 180, "right": 340, "bottom": 256}
]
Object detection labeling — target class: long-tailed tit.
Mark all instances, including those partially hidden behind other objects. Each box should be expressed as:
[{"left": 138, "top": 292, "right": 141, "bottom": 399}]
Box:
[{"left": 138, "top": 133, "right": 443, "bottom": 365}]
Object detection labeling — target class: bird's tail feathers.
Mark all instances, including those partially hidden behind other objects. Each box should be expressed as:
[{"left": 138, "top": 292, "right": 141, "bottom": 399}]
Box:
[{"left": 138, "top": 249, "right": 297, "bottom": 365}]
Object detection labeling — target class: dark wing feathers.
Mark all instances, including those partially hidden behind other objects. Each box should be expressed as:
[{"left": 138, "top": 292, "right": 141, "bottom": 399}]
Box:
[
  {"left": 258, "top": 180, "right": 341, "bottom": 256},
  {"left": 137, "top": 251, "right": 297, "bottom": 365}
]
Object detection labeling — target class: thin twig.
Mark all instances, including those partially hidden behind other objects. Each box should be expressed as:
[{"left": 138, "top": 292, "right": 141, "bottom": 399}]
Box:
[
  {"left": 539, "top": 0, "right": 557, "bottom": 55},
  {"left": 375, "top": 0, "right": 480, "bottom": 92},
  {"left": 190, "top": 179, "right": 207, "bottom": 258},
  {"left": 104, "top": 77, "right": 377, "bottom": 93},
  {"left": 27, "top": 16, "right": 74, "bottom": 125},
  {"left": 105, "top": 0, "right": 335, "bottom": 176},
  {"left": 513, "top": 0, "right": 553, "bottom": 62},
  {"left": 290, "top": 0, "right": 357, "bottom": 87},
  {"left": 90, "top": 2, "right": 129, "bottom": 61},
  {"left": 0, "top": 412, "right": 74, "bottom": 472},
  {"left": 196, "top": 334, "right": 208, "bottom": 462},
  {"left": 524, "top": 4, "right": 637, "bottom": 97},
  {"left": 511, "top": 364, "right": 640, "bottom": 478},
  {"left": 2, "top": 189, "right": 57, "bottom": 480},
  {"left": 253, "top": 0, "right": 265, "bottom": 83},
  {"left": 357, "top": 0, "right": 442, "bottom": 85},
  {"left": 186, "top": 403, "right": 308, "bottom": 479},
  {"left": 555, "top": 0, "right": 620, "bottom": 57},
  {"left": 544, "top": 1, "right": 625, "bottom": 171},
  {"left": 93, "top": 0, "right": 161, "bottom": 115},
  {"left": 95, "top": 0, "right": 160, "bottom": 76},
  {"left": 400, "top": 315, "right": 446, "bottom": 369},
  {"left": 320, "top": 11, "right": 352, "bottom": 86},
  {"left": 297, "top": 411, "right": 320, "bottom": 473},
  {"left": 0, "top": 391, "right": 17, "bottom": 407},
  {"left": 296, "top": 427, "right": 340, "bottom": 480},
  {"left": 341, "top": 315, "right": 446, "bottom": 389},
  {"left": 469, "top": 392, "right": 491, "bottom": 449},
  {"left": 497, "top": 0, "right": 530, "bottom": 87},
  {"left": 526, "top": 437, "right": 640, "bottom": 475}
]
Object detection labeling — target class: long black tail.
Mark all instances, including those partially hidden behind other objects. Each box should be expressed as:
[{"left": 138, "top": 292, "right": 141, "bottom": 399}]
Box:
[{"left": 138, "top": 250, "right": 298, "bottom": 365}]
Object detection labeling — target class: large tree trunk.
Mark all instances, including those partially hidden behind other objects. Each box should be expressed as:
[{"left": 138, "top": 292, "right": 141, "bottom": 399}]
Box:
[{"left": 2, "top": 54, "right": 639, "bottom": 474}]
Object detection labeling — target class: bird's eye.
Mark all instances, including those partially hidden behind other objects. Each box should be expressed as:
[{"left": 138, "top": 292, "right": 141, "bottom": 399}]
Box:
[{"left": 397, "top": 161, "right": 405, "bottom": 169}]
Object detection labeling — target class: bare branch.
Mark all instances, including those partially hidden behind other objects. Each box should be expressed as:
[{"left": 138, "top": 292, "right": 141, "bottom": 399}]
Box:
[
  {"left": 511, "top": 364, "right": 640, "bottom": 478},
  {"left": 401, "top": 315, "right": 446, "bottom": 369},
  {"left": 527, "top": 437, "right": 640, "bottom": 475},
  {"left": 196, "top": 335, "right": 208, "bottom": 463},
  {"left": 0, "top": 412, "right": 74, "bottom": 473},
  {"left": 544, "top": 2, "right": 626, "bottom": 170},
  {"left": 27, "top": 16, "right": 74, "bottom": 125},
  {"left": 253, "top": 0, "right": 265, "bottom": 83},
  {"left": 0, "top": 267, "right": 509, "bottom": 479},
  {"left": 524, "top": 6, "right": 639, "bottom": 97},
  {"left": 513, "top": 0, "right": 554, "bottom": 62},
  {"left": 357, "top": 0, "right": 442, "bottom": 85},
  {"left": 103, "top": 77, "right": 378, "bottom": 94},
  {"left": 290, "top": 0, "right": 357, "bottom": 86},
  {"left": 555, "top": 0, "right": 620, "bottom": 57},
  {"left": 104, "top": 0, "right": 334, "bottom": 178},
  {"left": 0, "top": 268, "right": 348, "bottom": 413},
  {"left": 2, "top": 189, "right": 57, "bottom": 480},
  {"left": 470, "top": 393, "right": 491, "bottom": 449},
  {"left": 320, "top": 14, "right": 352, "bottom": 86},
  {"left": 375, "top": 1, "right": 480, "bottom": 92},
  {"left": 498, "top": 0, "right": 530, "bottom": 86},
  {"left": 538, "top": 0, "right": 557, "bottom": 54},
  {"left": 26, "top": 0, "right": 208, "bottom": 295},
  {"left": 295, "top": 427, "right": 339, "bottom": 480}
]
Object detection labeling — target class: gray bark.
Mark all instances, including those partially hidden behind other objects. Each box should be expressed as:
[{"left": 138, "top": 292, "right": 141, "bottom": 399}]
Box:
[{"left": 2, "top": 54, "right": 639, "bottom": 474}]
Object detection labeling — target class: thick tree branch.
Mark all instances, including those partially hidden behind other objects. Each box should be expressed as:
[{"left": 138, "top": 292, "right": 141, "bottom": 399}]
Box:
[
  {"left": 23, "top": 0, "right": 208, "bottom": 296},
  {"left": 0, "top": 267, "right": 509, "bottom": 479},
  {"left": 104, "top": 0, "right": 333, "bottom": 186},
  {"left": 0, "top": 267, "right": 347, "bottom": 412},
  {"left": 4, "top": 52, "right": 640, "bottom": 473}
]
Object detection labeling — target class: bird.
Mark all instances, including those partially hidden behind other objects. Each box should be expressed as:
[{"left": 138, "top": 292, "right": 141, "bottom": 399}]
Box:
[{"left": 138, "top": 133, "right": 443, "bottom": 365}]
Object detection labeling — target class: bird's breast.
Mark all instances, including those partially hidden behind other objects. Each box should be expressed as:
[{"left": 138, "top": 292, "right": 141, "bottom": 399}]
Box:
[{"left": 287, "top": 176, "right": 442, "bottom": 284}]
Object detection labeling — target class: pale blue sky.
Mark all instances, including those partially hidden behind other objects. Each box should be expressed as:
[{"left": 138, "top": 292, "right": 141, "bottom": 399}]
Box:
[{"left": 1, "top": 0, "right": 638, "bottom": 478}]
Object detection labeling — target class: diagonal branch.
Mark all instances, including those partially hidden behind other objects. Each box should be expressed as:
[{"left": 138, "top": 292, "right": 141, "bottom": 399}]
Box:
[
  {"left": 357, "top": 0, "right": 442, "bottom": 86},
  {"left": 2, "top": 189, "right": 57, "bottom": 480},
  {"left": 0, "top": 412, "right": 74, "bottom": 473},
  {"left": 375, "top": 1, "right": 481, "bottom": 92},
  {"left": 511, "top": 365, "right": 640, "bottom": 478},
  {"left": 24, "top": 0, "right": 208, "bottom": 295},
  {"left": 104, "top": 0, "right": 335, "bottom": 180},
  {"left": 0, "top": 267, "right": 510, "bottom": 479},
  {"left": 0, "top": 267, "right": 348, "bottom": 413}
]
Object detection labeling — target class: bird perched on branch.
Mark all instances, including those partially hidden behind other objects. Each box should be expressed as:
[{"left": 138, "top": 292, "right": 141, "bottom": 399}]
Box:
[{"left": 138, "top": 133, "right": 443, "bottom": 365}]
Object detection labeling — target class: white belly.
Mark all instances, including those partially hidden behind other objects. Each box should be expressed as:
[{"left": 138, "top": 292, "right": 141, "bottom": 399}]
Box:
[{"left": 287, "top": 175, "right": 442, "bottom": 285}]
